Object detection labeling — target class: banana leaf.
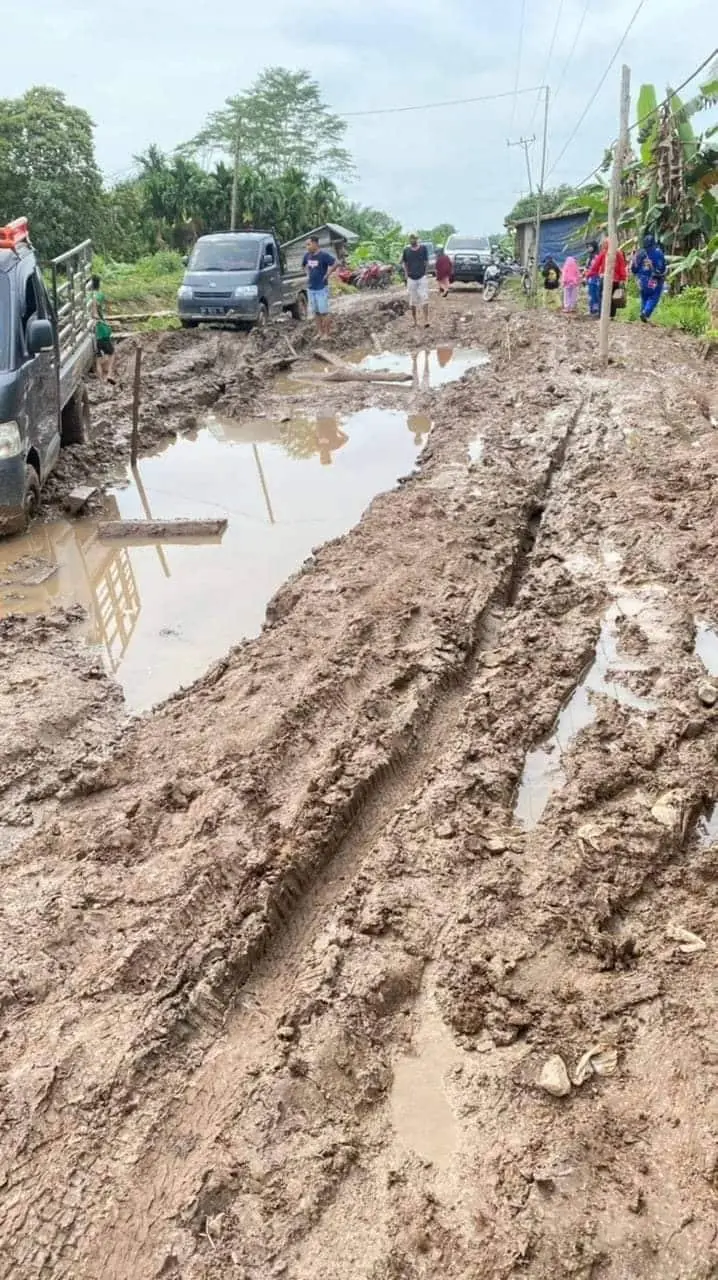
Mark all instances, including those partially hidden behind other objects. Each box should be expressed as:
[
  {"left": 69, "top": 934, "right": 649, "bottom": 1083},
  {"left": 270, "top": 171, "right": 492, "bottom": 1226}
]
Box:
[
  {"left": 636, "top": 84, "right": 658, "bottom": 166},
  {"left": 670, "top": 90, "right": 699, "bottom": 164}
]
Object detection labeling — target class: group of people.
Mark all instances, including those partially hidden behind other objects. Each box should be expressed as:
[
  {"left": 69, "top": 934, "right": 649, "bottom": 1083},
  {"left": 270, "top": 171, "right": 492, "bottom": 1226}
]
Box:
[{"left": 541, "top": 232, "right": 666, "bottom": 322}]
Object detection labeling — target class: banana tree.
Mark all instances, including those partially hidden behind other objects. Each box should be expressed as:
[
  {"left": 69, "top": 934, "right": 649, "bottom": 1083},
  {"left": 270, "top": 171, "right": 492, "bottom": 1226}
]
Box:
[{"left": 570, "top": 63, "right": 718, "bottom": 280}]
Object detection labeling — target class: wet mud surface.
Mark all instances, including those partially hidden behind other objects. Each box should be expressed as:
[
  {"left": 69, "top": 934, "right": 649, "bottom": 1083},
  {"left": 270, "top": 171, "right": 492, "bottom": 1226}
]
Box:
[{"left": 0, "top": 290, "right": 717, "bottom": 1279}]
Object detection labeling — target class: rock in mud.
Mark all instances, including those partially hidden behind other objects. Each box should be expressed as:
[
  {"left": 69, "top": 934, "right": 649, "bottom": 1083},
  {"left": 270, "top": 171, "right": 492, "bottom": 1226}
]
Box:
[
  {"left": 539, "top": 1055, "right": 571, "bottom": 1097},
  {"left": 697, "top": 680, "right": 718, "bottom": 707}
]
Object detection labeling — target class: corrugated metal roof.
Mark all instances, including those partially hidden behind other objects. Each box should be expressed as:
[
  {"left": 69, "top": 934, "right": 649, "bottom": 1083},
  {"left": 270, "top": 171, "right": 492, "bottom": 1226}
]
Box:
[
  {"left": 509, "top": 207, "right": 591, "bottom": 227},
  {"left": 281, "top": 222, "right": 359, "bottom": 248}
]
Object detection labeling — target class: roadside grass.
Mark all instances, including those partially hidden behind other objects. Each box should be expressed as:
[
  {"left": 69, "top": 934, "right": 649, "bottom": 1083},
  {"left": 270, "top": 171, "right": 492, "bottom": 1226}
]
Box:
[
  {"left": 507, "top": 274, "right": 711, "bottom": 337},
  {"left": 617, "top": 282, "right": 710, "bottom": 336},
  {"left": 93, "top": 251, "right": 184, "bottom": 326}
]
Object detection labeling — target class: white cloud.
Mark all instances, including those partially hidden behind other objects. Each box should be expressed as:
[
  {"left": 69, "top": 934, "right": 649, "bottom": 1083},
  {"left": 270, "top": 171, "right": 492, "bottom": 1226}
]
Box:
[{"left": 8, "top": 0, "right": 718, "bottom": 231}]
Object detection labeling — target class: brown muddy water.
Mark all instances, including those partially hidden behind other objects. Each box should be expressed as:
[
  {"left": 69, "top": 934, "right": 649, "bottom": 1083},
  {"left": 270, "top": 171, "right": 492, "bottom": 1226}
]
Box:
[
  {"left": 278, "top": 346, "right": 490, "bottom": 392},
  {"left": 515, "top": 597, "right": 660, "bottom": 829},
  {"left": 351, "top": 346, "right": 490, "bottom": 387},
  {"left": 0, "top": 407, "right": 430, "bottom": 711}
]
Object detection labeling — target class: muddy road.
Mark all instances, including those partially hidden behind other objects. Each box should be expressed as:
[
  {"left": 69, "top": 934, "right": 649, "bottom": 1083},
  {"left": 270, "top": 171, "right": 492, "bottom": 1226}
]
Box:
[{"left": 0, "top": 290, "right": 717, "bottom": 1280}]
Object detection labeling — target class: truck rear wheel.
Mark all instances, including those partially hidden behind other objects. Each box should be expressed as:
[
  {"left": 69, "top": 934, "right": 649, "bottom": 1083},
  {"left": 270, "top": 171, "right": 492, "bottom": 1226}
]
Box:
[
  {"left": 61, "top": 386, "right": 90, "bottom": 446},
  {"left": 290, "top": 292, "right": 308, "bottom": 321}
]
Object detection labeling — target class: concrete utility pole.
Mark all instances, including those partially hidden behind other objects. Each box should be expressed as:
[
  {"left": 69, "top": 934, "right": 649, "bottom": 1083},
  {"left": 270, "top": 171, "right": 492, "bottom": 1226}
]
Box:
[
  {"left": 507, "top": 136, "right": 535, "bottom": 195},
  {"left": 531, "top": 87, "right": 550, "bottom": 298},
  {"left": 599, "top": 65, "right": 631, "bottom": 365}
]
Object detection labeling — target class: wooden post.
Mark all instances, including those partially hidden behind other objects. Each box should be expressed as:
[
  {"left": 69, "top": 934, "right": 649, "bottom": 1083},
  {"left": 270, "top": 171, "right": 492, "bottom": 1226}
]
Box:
[
  {"left": 599, "top": 65, "right": 631, "bottom": 366},
  {"left": 130, "top": 342, "right": 142, "bottom": 467}
]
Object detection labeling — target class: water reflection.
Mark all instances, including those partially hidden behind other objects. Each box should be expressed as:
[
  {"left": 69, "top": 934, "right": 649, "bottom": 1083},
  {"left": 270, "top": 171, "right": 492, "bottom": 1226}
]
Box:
[
  {"left": 354, "top": 345, "right": 490, "bottom": 388},
  {"left": 0, "top": 496, "right": 141, "bottom": 676},
  {"left": 0, "top": 406, "right": 431, "bottom": 711}
]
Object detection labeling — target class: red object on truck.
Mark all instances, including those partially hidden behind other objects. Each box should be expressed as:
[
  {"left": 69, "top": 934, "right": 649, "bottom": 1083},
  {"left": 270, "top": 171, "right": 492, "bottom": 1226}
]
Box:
[{"left": 0, "top": 217, "right": 30, "bottom": 251}]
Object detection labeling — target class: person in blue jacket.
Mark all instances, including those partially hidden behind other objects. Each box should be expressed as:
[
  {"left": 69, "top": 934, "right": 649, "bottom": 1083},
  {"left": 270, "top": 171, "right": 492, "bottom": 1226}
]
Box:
[{"left": 632, "top": 232, "right": 666, "bottom": 322}]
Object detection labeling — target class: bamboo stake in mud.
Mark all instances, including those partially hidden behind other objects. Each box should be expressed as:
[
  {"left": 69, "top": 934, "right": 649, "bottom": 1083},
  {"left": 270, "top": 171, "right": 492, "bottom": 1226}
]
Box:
[
  {"left": 599, "top": 65, "right": 631, "bottom": 366},
  {"left": 130, "top": 342, "right": 142, "bottom": 467}
]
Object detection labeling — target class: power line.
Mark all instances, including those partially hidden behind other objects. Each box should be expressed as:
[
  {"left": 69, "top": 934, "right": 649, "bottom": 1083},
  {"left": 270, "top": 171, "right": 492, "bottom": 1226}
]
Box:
[
  {"left": 569, "top": 45, "right": 718, "bottom": 189},
  {"left": 529, "top": 0, "right": 566, "bottom": 126},
  {"left": 552, "top": 0, "right": 592, "bottom": 105},
  {"left": 340, "top": 83, "right": 546, "bottom": 119},
  {"left": 510, "top": 0, "right": 528, "bottom": 130},
  {"left": 545, "top": 0, "right": 649, "bottom": 180}
]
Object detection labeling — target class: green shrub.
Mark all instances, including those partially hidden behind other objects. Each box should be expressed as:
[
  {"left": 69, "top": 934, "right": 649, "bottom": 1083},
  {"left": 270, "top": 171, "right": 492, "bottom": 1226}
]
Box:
[
  {"left": 91, "top": 251, "right": 184, "bottom": 311},
  {"left": 618, "top": 280, "right": 709, "bottom": 336}
]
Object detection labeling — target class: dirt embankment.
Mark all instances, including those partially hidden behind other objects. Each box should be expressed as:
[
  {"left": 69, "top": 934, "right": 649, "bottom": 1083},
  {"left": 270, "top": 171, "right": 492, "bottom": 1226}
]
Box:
[{"left": 0, "top": 295, "right": 717, "bottom": 1280}]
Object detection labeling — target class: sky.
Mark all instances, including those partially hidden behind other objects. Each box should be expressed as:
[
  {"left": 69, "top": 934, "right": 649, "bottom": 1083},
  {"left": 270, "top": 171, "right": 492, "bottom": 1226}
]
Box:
[{"left": 6, "top": 1, "right": 718, "bottom": 234}]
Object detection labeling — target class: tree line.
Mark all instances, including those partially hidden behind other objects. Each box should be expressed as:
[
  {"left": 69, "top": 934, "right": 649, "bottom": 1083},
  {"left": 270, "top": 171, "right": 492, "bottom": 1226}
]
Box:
[{"left": 0, "top": 71, "right": 398, "bottom": 262}]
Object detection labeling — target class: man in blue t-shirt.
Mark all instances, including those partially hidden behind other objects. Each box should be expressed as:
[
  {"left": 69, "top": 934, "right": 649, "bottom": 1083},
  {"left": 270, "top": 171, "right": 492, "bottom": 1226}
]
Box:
[{"left": 302, "top": 235, "right": 337, "bottom": 336}]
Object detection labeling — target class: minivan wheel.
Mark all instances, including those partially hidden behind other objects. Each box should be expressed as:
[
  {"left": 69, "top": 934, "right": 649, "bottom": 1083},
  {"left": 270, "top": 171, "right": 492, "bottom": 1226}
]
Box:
[
  {"left": 290, "top": 292, "right": 308, "bottom": 321},
  {"left": 255, "top": 302, "right": 269, "bottom": 330},
  {"left": 23, "top": 466, "right": 41, "bottom": 527},
  {"left": 61, "top": 385, "right": 90, "bottom": 446},
  {"left": 180, "top": 319, "right": 198, "bottom": 329}
]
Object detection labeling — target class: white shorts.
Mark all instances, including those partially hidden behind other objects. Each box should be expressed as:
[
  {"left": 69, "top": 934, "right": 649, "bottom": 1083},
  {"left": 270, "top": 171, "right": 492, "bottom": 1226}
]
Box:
[{"left": 407, "top": 276, "right": 429, "bottom": 306}]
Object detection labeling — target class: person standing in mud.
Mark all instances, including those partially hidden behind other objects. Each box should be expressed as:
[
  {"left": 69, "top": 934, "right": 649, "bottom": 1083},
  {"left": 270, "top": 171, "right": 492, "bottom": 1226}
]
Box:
[
  {"left": 302, "top": 235, "right": 337, "bottom": 338},
  {"left": 541, "top": 256, "right": 561, "bottom": 305},
  {"left": 401, "top": 234, "right": 430, "bottom": 328},
  {"left": 586, "top": 237, "right": 628, "bottom": 319},
  {"left": 631, "top": 232, "right": 666, "bottom": 323},
  {"left": 435, "top": 246, "right": 453, "bottom": 299},
  {"left": 91, "top": 274, "right": 116, "bottom": 384},
  {"left": 584, "top": 240, "right": 601, "bottom": 316}
]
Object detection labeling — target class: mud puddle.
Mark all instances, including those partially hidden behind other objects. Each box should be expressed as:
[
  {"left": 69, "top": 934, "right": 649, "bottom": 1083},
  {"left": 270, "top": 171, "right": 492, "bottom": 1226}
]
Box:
[
  {"left": 515, "top": 600, "right": 659, "bottom": 829},
  {"left": 467, "top": 436, "right": 484, "bottom": 463},
  {"left": 0, "top": 407, "right": 430, "bottom": 711},
  {"left": 390, "top": 993, "right": 463, "bottom": 1170},
  {"left": 698, "top": 802, "right": 718, "bottom": 848},
  {"left": 349, "top": 345, "right": 490, "bottom": 387},
  {"left": 278, "top": 346, "right": 489, "bottom": 392},
  {"left": 695, "top": 620, "right": 718, "bottom": 677}
]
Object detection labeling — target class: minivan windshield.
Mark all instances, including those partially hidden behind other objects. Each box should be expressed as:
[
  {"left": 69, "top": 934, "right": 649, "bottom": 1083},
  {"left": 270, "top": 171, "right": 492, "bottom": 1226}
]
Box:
[
  {"left": 188, "top": 237, "right": 260, "bottom": 272},
  {"left": 445, "top": 236, "right": 490, "bottom": 252},
  {"left": 0, "top": 273, "right": 10, "bottom": 371}
]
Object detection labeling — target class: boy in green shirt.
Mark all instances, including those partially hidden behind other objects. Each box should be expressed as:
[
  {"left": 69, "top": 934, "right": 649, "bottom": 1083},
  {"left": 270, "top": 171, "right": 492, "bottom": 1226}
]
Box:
[{"left": 91, "top": 274, "right": 116, "bottom": 383}]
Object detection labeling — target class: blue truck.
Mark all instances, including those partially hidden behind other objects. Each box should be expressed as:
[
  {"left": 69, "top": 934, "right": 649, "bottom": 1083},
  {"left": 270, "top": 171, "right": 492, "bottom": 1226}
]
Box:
[
  {"left": 177, "top": 230, "right": 309, "bottom": 329},
  {"left": 0, "top": 218, "right": 94, "bottom": 535}
]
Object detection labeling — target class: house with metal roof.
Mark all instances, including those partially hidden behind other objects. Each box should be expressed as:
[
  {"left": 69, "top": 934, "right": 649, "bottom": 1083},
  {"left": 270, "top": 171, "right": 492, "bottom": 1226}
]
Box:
[
  {"left": 281, "top": 222, "right": 359, "bottom": 272},
  {"left": 510, "top": 208, "right": 592, "bottom": 266}
]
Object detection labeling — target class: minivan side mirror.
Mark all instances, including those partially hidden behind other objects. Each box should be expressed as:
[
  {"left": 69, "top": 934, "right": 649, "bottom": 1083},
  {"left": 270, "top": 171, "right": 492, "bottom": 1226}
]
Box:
[
  {"left": 262, "top": 253, "right": 274, "bottom": 268},
  {"left": 182, "top": 255, "right": 189, "bottom": 266},
  {"left": 27, "top": 317, "right": 54, "bottom": 356}
]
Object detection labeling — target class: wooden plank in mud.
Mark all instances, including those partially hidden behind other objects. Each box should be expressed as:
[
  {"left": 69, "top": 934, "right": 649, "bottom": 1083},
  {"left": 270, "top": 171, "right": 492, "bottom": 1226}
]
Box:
[{"left": 98, "top": 518, "right": 228, "bottom": 542}]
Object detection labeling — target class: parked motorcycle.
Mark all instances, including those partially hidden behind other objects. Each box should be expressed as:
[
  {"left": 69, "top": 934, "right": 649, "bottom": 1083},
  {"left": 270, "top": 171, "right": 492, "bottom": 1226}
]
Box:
[
  {"left": 335, "top": 265, "right": 360, "bottom": 287},
  {"left": 357, "top": 262, "right": 393, "bottom": 289},
  {"left": 482, "top": 260, "right": 502, "bottom": 301}
]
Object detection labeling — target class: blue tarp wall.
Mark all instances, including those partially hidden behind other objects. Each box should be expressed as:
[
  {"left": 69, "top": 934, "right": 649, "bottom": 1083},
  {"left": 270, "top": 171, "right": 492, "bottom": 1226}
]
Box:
[{"left": 538, "top": 212, "right": 590, "bottom": 263}]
